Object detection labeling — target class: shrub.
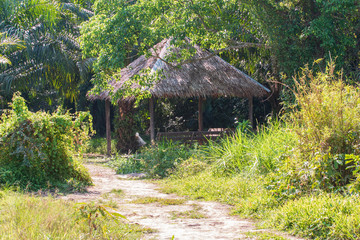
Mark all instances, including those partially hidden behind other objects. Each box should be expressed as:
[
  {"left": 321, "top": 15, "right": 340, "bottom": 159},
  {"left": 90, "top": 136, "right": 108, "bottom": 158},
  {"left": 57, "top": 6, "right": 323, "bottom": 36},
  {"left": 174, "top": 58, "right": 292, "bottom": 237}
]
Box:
[
  {"left": 0, "top": 93, "right": 93, "bottom": 190},
  {"left": 291, "top": 62, "right": 360, "bottom": 157},
  {"left": 109, "top": 154, "right": 144, "bottom": 174},
  {"left": 85, "top": 137, "right": 116, "bottom": 155},
  {"left": 110, "top": 141, "right": 200, "bottom": 178},
  {"left": 171, "top": 157, "right": 209, "bottom": 178},
  {"left": 137, "top": 141, "right": 200, "bottom": 178},
  {"left": 267, "top": 61, "right": 360, "bottom": 196}
]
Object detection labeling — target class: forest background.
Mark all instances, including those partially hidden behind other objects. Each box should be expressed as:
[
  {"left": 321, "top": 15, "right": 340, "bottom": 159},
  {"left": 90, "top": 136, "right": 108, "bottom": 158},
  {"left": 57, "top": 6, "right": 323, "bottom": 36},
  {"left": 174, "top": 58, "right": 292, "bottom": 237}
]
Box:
[{"left": 1, "top": 0, "right": 358, "bottom": 137}]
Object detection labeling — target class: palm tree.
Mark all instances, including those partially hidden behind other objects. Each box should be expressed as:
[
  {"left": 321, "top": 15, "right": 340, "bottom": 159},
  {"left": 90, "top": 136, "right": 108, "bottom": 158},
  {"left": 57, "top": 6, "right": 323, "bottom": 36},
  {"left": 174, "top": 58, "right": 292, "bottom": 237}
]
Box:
[
  {"left": 0, "top": 33, "right": 23, "bottom": 65},
  {"left": 0, "top": 0, "right": 94, "bottom": 103}
]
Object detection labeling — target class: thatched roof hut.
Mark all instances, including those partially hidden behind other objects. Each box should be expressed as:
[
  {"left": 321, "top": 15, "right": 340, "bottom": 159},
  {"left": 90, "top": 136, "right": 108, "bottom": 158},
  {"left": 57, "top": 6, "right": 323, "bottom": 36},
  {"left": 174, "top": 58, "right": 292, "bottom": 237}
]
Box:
[
  {"left": 89, "top": 39, "right": 270, "bottom": 154},
  {"left": 88, "top": 38, "right": 270, "bottom": 101}
]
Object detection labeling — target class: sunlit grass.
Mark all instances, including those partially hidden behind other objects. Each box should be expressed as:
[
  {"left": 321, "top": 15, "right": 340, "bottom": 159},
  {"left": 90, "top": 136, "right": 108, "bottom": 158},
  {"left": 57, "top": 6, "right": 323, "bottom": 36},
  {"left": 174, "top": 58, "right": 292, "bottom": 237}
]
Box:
[
  {"left": 0, "top": 190, "right": 148, "bottom": 240},
  {"left": 170, "top": 204, "right": 207, "bottom": 219},
  {"left": 205, "top": 122, "right": 296, "bottom": 175},
  {"left": 267, "top": 193, "right": 360, "bottom": 239},
  {"left": 130, "top": 196, "right": 186, "bottom": 205},
  {"left": 161, "top": 171, "right": 277, "bottom": 219}
]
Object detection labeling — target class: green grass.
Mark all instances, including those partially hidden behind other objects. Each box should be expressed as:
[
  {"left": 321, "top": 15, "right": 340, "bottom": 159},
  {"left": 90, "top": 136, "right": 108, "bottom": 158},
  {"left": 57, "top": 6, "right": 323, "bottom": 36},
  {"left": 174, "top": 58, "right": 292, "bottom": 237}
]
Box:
[
  {"left": 107, "top": 141, "right": 201, "bottom": 178},
  {"left": 267, "top": 193, "right": 360, "bottom": 239},
  {"left": 85, "top": 137, "right": 117, "bottom": 155},
  {"left": 107, "top": 155, "right": 144, "bottom": 174},
  {"left": 97, "top": 198, "right": 119, "bottom": 208},
  {"left": 205, "top": 122, "right": 296, "bottom": 175},
  {"left": 170, "top": 204, "right": 207, "bottom": 219},
  {"left": 110, "top": 188, "right": 124, "bottom": 196},
  {"left": 0, "top": 190, "right": 149, "bottom": 239},
  {"left": 130, "top": 196, "right": 186, "bottom": 205},
  {"left": 245, "top": 231, "right": 289, "bottom": 240},
  {"left": 161, "top": 171, "right": 278, "bottom": 219}
]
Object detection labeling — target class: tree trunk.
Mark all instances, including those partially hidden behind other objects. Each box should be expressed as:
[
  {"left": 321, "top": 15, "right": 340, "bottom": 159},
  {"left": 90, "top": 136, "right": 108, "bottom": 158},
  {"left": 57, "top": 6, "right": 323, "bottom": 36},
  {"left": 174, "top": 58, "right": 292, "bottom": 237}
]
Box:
[
  {"left": 115, "top": 100, "right": 138, "bottom": 153},
  {"left": 105, "top": 100, "right": 111, "bottom": 156}
]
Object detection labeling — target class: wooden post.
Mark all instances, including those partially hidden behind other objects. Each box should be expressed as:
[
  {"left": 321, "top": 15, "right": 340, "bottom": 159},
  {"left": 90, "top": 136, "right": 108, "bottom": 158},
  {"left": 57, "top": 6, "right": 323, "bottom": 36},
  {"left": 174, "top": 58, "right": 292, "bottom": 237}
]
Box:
[
  {"left": 149, "top": 97, "right": 155, "bottom": 144},
  {"left": 198, "top": 96, "right": 204, "bottom": 131},
  {"left": 105, "top": 99, "right": 111, "bottom": 156},
  {"left": 248, "top": 97, "right": 254, "bottom": 129}
]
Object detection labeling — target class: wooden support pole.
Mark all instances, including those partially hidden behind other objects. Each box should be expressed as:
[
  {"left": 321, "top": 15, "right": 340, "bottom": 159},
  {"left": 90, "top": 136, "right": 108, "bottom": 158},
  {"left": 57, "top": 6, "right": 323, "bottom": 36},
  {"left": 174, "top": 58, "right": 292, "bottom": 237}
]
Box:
[
  {"left": 105, "top": 99, "right": 111, "bottom": 156},
  {"left": 198, "top": 96, "right": 204, "bottom": 131},
  {"left": 149, "top": 97, "right": 155, "bottom": 144},
  {"left": 248, "top": 97, "right": 254, "bottom": 129}
]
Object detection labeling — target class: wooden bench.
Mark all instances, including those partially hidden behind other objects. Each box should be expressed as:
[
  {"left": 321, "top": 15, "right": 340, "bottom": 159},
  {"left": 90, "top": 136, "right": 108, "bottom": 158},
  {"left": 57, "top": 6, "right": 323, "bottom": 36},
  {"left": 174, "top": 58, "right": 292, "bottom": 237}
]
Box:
[{"left": 156, "top": 129, "right": 234, "bottom": 143}]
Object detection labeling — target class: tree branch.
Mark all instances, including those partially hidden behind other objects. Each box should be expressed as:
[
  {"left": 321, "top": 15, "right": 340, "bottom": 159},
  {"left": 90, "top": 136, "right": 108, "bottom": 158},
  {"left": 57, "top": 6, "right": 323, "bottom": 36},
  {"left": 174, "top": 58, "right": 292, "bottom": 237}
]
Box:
[{"left": 150, "top": 41, "right": 268, "bottom": 67}]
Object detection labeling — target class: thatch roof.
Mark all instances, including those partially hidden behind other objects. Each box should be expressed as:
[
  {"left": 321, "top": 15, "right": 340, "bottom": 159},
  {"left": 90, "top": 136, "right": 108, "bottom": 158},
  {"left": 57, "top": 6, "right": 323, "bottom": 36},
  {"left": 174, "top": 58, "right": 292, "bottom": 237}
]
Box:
[{"left": 88, "top": 39, "right": 270, "bottom": 101}]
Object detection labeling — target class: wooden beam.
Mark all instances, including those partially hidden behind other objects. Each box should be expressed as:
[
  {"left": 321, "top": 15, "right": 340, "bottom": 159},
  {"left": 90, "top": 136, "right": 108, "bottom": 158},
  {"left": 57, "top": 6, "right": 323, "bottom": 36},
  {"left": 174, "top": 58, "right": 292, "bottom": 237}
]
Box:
[
  {"left": 105, "top": 99, "right": 111, "bottom": 156},
  {"left": 198, "top": 96, "right": 204, "bottom": 131},
  {"left": 248, "top": 97, "right": 254, "bottom": 128},
  {"left": 149, "top": 97, "right": 155, "bottom": 144}
]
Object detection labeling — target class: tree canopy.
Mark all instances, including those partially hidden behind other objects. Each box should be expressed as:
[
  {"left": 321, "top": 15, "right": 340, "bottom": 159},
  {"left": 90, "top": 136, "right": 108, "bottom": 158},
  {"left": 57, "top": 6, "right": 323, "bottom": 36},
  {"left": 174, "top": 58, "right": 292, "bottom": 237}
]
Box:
[
  {"left": 0, "top": 0, "right": 359, "bottom": 114},
  {"left": 0, "top": 0, "right": 94, "bottom": 103},
  {"left": 80, "top": 0, "right": 359, "bottom": 107}
]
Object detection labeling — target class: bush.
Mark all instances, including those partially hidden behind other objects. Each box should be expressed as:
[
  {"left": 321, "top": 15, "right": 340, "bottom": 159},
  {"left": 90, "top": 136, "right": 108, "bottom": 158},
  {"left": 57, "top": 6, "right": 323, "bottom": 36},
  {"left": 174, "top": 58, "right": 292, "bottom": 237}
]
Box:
[
  {"left": 266, "top": 62, "right": 360, "bottom": 197},
  {"left": 171, "top": 157, "right": 209, "bottom": 178},
  {"left": 137, "top": 141, "right": 200, "bottom": 178},
  {"left": 85, "top": 137, "right": 117, "bottom": 155},
  {"left": 110, "top": 141, "right": 200, "bottom": 178},
  {"left": 109, "top": 154, "right": 144, "bottom": 174},
  {"left": 0, "top": 93, "right": 93, "bottom": 190}
]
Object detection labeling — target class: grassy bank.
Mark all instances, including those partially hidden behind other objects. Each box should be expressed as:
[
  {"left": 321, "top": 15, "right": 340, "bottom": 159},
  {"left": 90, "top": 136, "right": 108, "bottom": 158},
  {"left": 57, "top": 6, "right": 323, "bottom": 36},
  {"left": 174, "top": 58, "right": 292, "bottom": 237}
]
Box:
[{"left": 0, "top": 189, "right": 147, "bottom": 239}]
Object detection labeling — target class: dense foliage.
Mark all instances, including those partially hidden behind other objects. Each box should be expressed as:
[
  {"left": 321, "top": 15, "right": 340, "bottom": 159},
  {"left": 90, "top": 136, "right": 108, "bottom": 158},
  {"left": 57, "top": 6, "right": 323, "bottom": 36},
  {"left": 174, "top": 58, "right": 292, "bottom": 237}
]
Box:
[
  {"left": 267, "top": 62, "right": 360, "bottom": 198},
  {"left": 81, "top": 0, "right": 359, "bottom": 111},
  {"left": 0, "top": 0, "right": 94, "bottom": 107},
  {"left": 0, "top": 93, "right": 93, "bottom": 189}
]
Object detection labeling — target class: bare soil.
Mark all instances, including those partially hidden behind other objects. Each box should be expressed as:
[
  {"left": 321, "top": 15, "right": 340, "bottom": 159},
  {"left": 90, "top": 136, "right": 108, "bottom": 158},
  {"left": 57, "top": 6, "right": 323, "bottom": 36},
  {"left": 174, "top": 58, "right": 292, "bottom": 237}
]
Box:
[{"left": 60, "top": 163, "right": 304, "bottom": 240}]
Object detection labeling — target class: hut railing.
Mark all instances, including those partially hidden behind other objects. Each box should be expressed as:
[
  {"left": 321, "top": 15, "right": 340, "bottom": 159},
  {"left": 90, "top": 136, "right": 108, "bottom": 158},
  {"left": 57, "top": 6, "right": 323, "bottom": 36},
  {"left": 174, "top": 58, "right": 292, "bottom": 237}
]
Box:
[{"left": 156, "top": 129, "right": 234, "bottom": 143}]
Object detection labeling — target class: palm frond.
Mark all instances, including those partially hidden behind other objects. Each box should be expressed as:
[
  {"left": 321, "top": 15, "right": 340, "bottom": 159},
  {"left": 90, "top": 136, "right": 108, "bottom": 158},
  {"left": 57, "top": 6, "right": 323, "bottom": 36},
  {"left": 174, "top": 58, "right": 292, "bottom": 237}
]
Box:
[
  {"left": 61, "top": 3, "right": 94, "bottom": 21},
  {"left": 0, "top": 54, "right": 11, "bottom": 65}
]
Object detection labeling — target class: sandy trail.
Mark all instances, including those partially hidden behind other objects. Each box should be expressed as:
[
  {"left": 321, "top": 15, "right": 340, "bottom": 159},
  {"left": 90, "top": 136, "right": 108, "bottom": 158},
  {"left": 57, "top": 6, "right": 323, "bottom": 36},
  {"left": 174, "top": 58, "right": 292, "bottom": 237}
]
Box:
[{"left": 60, "top": 163, "right": 303, "bottom": 240}]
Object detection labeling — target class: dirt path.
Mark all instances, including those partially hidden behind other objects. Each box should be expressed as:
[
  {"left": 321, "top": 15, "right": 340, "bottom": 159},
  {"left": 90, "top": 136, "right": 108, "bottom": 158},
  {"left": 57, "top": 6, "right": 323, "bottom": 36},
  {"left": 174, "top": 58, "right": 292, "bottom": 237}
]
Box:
[{"left": 61, "top": 163, "right": 303, "bottom": 240}]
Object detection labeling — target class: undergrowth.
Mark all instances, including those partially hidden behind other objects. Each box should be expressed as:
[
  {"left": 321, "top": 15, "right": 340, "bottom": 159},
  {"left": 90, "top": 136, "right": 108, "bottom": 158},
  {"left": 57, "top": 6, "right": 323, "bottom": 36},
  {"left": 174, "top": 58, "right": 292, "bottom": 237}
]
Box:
[
  {"left": 0, "top": 93, "right": 93, "bottom": 190},
  {"left": 85, "top": 137, "right": 117, "bottom": 155},
  {"left": 109, "top": 141, "right": 200, "bottom": 178}
]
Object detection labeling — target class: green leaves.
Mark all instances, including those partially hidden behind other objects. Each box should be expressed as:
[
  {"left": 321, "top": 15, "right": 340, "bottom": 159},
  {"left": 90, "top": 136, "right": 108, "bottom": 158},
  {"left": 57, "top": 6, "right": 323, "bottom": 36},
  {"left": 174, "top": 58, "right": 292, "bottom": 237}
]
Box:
[
  {"left": 0, "top": 93, "right": 93, "bottom": 189},
  {"left": 80, "top": 0, "right": 265, "bottom": 99},
  {"left": 0, "top": 0, "right": 94, "bottom": 102}
]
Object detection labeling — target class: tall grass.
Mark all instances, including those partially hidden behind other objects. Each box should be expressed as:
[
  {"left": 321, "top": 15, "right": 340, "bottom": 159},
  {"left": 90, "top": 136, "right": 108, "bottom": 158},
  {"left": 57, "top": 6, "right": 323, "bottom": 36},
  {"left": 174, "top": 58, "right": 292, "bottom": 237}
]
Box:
[{"left": 206, "top": 121, "right": 296, "bottom": 175}]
